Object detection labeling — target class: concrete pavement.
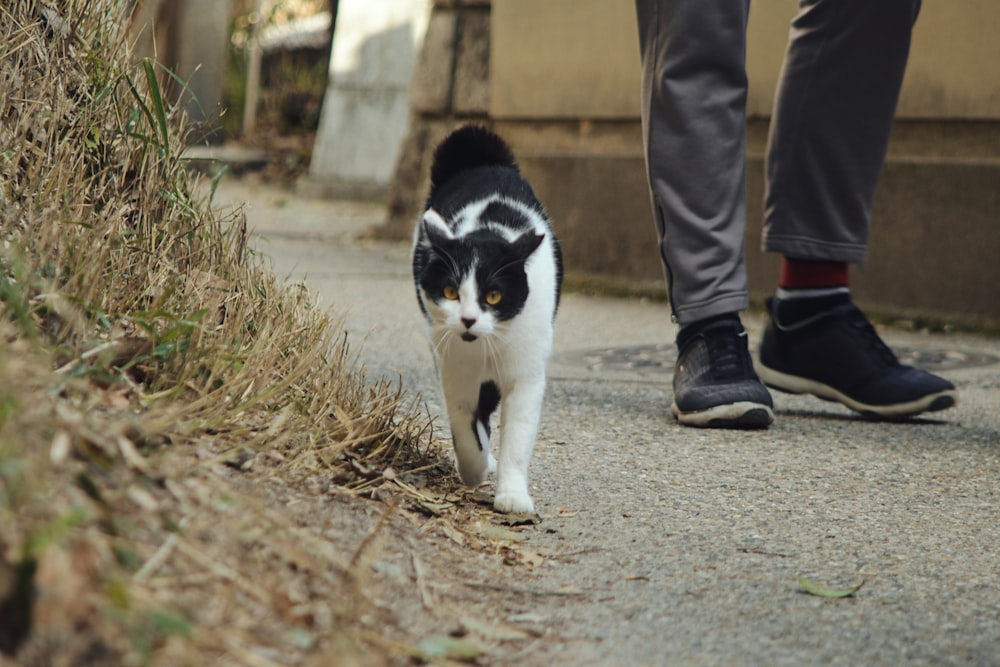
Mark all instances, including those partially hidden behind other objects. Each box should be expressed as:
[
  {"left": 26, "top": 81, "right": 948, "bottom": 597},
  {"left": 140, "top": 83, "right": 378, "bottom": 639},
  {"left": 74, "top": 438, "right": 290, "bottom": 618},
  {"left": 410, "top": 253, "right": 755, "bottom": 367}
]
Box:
[{"left": 218, "top": 177, "right": 1000, "bottom": 666}]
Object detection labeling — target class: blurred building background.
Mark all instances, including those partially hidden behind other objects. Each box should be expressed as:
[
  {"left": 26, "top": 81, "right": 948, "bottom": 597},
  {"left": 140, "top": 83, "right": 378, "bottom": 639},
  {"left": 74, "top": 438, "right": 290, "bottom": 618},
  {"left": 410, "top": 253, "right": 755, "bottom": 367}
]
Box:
[
  {"left": 131, "top": 0, "right": 335, "bottom": 174},
  {"left": 134, "top": 0, "right": 1000, "bottom": 327}
]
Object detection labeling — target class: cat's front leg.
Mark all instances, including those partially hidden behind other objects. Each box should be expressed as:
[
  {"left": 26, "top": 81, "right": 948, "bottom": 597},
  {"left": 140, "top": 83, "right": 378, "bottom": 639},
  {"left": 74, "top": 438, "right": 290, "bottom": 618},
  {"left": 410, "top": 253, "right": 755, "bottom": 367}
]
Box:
[
  {"left": 440, "top": 375, "right": 495, "bottom": 486},
  {"left": 493, "top": 376, "right": 545, "bottom": 514},
  {"left": 445, "top": 405, "right": 495, "bottom": 486},
  {"left": 450, "top": 417, "right": 495, "bottom": 487}
]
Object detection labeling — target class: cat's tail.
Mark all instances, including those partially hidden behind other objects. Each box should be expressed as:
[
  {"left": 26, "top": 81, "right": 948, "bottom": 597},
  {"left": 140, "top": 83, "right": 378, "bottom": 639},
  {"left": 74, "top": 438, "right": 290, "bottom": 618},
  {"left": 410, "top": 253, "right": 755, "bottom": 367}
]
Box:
[{"left": 429, "top": 125, "right": 518, "bottom": 193}]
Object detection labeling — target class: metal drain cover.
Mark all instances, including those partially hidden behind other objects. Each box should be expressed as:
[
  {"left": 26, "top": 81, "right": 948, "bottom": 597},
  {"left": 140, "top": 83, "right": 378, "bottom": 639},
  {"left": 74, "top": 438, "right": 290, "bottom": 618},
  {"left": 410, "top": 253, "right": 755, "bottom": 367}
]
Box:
[{"left": 556, "top": 344, "right": 997, "bottom": 375}]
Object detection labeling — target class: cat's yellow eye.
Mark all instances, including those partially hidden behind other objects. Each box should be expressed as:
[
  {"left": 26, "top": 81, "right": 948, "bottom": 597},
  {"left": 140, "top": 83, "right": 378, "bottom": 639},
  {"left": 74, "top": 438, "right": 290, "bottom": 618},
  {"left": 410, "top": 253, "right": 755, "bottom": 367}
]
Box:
[
  {"left": 485, "top": 290, "right": 503, "bottom": 306},
  {"left": 442, "top": 285, "right": 459, "bottom": 300}
]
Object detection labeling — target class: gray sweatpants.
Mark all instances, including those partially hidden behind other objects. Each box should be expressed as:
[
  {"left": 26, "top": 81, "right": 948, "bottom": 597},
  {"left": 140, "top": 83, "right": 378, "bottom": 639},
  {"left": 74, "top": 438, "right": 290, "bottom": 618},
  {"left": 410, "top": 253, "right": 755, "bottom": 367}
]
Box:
[{"left": 635, "top": 0, "right": 921, "bottom": 325}]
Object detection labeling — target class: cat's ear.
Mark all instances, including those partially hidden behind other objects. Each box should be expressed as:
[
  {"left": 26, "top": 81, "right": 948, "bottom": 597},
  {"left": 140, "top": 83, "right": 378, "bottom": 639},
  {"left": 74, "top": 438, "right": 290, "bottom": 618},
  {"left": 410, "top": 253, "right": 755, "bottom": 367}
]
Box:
[
  {"left": 512, "top": 230, "right": 545, "bottom": 261},
  {"left": 421, "top": 209, "right": 453, "bottom": 247}
]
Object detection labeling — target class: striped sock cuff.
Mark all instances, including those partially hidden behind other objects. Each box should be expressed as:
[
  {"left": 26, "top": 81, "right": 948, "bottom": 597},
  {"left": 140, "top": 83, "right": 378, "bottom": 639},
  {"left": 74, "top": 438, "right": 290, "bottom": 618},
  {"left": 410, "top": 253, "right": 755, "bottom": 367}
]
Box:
[{"left": 776, "top": 286, "right": 851, "bottom": 300}]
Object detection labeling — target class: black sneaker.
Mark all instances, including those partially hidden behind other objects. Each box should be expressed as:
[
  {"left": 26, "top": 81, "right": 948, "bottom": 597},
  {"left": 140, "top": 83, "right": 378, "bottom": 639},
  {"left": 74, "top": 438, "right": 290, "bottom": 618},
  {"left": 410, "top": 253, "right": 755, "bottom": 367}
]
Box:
[
  {"left": 757, "top": 298, "right": 957, "bottom": 419},
  {"left": 672, "top": 317, "right": 774, "bottom": 428}
]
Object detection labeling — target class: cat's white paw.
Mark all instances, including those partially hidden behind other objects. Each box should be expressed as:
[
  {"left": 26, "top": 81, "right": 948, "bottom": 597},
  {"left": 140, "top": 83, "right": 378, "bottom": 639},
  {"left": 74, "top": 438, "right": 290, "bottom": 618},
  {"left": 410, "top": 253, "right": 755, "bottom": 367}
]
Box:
[
  {"left": 493, "top": 492, "right": 535, "bottom": 515},
  {"left": 486, "top": 454, "right": 497, "bottom": 475}
]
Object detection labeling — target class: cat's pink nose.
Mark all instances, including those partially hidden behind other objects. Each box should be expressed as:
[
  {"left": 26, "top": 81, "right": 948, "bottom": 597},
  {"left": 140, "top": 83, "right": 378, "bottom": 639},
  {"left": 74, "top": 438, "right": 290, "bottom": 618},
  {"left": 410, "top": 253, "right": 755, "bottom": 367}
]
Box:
[{"left": 461, "top": 317, "right": 476, "bottom": 329}]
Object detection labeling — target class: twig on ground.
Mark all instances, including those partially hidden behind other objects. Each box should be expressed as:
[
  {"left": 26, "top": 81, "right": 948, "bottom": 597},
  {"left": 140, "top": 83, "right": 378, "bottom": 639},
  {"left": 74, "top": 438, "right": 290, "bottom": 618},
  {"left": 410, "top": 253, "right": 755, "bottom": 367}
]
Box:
[
  {"left": 464, "top": 581, "right": 589, "bottom": 597},
  {"left": 411, "top": 551, "right": 435, "bottom": 611}
]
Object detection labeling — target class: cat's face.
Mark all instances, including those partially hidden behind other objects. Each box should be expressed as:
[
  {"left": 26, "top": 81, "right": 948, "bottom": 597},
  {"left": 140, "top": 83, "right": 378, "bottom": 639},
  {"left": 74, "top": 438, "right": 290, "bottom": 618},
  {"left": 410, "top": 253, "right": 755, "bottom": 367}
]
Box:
[{"left": 418, "top": 218, "right": 543, "bottom": 343}]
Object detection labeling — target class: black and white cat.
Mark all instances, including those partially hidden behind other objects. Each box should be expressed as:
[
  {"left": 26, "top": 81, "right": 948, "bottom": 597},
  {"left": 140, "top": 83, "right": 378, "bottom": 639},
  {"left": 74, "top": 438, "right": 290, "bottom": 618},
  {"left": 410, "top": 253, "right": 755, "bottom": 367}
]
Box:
[{"left": 412, "top": 126, "right": 563, "bottom": 514}]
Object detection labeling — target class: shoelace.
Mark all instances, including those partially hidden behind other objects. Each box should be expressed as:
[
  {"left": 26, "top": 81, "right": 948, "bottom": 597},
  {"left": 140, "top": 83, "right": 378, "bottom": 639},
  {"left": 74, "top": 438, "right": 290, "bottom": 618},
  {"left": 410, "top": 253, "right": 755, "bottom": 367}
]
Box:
[
  {"left": 705, "top": 328, "right": 748, "bottom": 381},
  {"left": 845, "top": 306, "right": 898, "bottom": 367}
]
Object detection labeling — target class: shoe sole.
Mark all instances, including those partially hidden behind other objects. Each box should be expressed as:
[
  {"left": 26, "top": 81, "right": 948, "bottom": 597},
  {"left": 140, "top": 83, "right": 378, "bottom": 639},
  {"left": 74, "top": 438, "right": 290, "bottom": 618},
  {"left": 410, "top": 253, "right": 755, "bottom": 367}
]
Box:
[
  {"left": 671, "top": 401, "right": 774, "bottom": 429},
  {"left": 757, "top": 364, "right": 957, "bottom": 419}
]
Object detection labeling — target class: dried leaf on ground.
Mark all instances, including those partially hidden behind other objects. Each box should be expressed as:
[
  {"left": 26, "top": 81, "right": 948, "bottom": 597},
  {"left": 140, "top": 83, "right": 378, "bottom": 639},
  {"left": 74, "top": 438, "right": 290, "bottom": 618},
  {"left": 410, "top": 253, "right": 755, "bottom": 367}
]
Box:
[
  {"left": 475, "top": 523, "right": 526, "bottom": 543},
  {"left": 797, "top": 575, "right": 865, "bottom": 598},
  {"left": 417, "top": 635, "right": 483, "bottom": 661},
  {"left": 461, "top": 615, "right": 533, "bottom": 642}
]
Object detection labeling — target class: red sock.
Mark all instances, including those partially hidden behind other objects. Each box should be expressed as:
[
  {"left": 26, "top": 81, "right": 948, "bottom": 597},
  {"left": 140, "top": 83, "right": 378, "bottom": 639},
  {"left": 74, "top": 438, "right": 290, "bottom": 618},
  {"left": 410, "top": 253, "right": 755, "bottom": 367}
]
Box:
[{"left": 779, "top": 258, "right": 849, "bottom": 289}]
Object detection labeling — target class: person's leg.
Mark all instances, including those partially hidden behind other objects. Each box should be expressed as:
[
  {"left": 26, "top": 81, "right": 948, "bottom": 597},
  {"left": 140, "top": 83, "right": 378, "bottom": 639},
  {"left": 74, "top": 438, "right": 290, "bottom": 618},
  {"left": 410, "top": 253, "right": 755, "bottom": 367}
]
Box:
[
  {"left": 635, "top": 0, "right": 772, "bottom": 428},
  {"left": 763, "top": 0, "right": 921, "bottom": 261},
  {"left": 758, "top": 0, "right": 956, "bottom": 418},
  {"left": 636, "top": 0, "right": 751, "bottom": 325}
]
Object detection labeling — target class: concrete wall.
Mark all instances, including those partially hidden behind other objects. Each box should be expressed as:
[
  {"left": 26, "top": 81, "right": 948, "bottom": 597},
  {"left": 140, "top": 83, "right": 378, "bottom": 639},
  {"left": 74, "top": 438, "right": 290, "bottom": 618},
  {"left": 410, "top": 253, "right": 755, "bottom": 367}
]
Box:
[
  {"left": 490, "top": 1, "right": 638, "bottom": 119},
  {"left": 491, "top": 0, "right": 1000, "bottom": 120}
]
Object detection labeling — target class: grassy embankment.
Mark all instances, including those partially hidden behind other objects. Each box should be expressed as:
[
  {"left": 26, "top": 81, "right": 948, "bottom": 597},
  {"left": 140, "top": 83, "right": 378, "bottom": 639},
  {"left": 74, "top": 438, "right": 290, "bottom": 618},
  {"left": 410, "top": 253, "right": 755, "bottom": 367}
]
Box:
[{"left": 0, "top": 1, "right": 434, "bottom": 662}]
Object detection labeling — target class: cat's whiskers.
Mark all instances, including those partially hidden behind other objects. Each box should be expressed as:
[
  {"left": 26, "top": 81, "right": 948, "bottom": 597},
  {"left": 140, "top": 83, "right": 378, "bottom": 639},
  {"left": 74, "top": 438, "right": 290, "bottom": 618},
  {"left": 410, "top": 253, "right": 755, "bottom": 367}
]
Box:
[
  {"left": 478, "top": 336, "right": 492, "bottom": 377},
  {"left": 432, "top": 328, "right": 455, "bottom": 360},
  {"left": 487, "top": 322, "right": 512, "bottom": 348},
  {"left": 483, "top": 333, "right": 507, "bottom": 380}
]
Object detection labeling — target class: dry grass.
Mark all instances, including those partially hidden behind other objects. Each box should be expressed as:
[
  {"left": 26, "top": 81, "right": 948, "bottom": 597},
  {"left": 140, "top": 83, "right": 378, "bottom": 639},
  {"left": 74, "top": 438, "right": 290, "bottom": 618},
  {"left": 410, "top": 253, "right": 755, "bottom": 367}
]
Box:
[{"left": 0, "top": 1, "right": 447, "bottom": 663}]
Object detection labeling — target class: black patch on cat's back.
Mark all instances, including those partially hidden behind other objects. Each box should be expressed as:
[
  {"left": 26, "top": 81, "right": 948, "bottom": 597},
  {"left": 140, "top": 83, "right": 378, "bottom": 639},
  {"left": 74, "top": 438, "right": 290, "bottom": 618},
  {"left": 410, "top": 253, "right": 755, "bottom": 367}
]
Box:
[
  {"left": 481, "top": 200, "right": 533, "bottom": 233},
  {"left": 426, "top": 166, "right": 540, "bottom": 222}
]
